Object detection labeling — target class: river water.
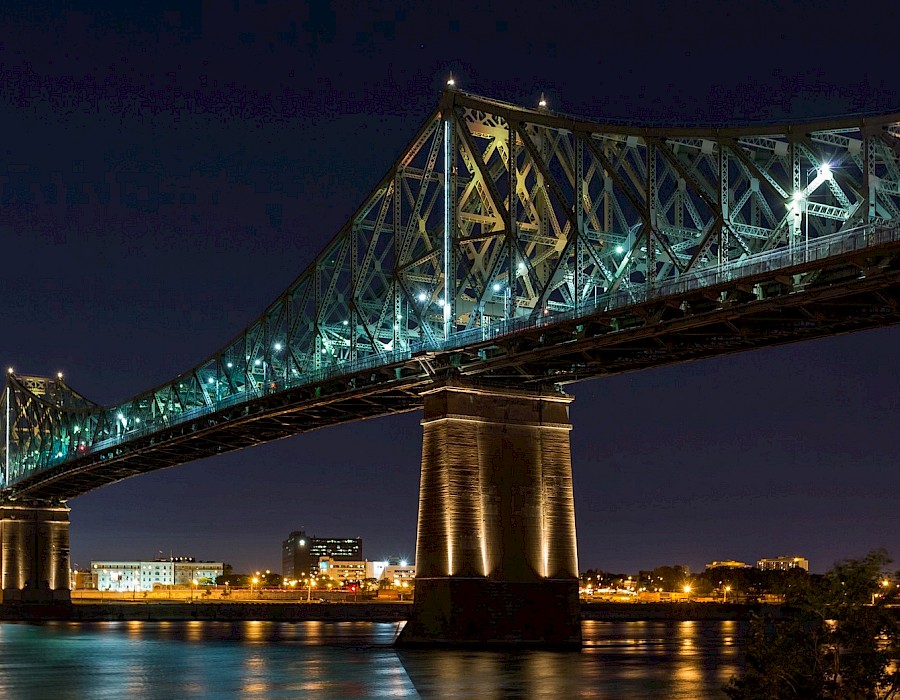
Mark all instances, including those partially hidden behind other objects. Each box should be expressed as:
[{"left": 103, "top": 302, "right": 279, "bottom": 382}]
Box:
[{"left": 0, "top": 619, "right": 744, "bottom": 699}]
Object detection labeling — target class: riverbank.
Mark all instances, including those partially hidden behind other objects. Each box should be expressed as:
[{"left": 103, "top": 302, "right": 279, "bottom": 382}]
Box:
[{"left": 0, "top": 600, "right": 782, "bottom": 622}]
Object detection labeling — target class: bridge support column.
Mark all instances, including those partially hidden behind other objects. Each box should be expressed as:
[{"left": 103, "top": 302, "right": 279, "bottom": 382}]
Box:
[
  {"left": 0, "top": 503, "right": 71, "bottom": 604},
  {"left": 396, "top": 380, "right": 580, "bottom": 647}
]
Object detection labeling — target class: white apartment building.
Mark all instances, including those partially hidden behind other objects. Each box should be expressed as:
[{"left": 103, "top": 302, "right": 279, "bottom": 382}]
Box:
[
  {"left": 91, "top": 558, "right": 224, "bottom": 592},
  {"left": 757, "top": 556, "right": 809, "bottom": 572}
]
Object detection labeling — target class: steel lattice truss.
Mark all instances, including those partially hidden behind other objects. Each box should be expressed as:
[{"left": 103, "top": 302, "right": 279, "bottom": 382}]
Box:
[{"left": 3, "top": 89, "right": 900, "bottom": 497}]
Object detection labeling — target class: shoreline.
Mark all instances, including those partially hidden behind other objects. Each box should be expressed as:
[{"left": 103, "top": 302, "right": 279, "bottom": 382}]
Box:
[{"left": 0, "top": 601, "right": 777, "bottom": 623}]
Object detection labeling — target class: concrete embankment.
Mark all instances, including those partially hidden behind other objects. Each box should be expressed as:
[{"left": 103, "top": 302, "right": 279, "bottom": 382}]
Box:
[
  {"left": 0, "top": 601, "right": 782, "bottom": 623},
  {"left": 580, "top": 602, "right": 784, "bottom": 621},
  {"left": 0, "top": 601, "right": 411, "bottom": 622}
]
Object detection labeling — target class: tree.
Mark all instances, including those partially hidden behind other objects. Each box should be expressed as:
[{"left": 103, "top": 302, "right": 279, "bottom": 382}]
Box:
[{"left": 725, "top": 549, "right": 900, "bottom": 699}]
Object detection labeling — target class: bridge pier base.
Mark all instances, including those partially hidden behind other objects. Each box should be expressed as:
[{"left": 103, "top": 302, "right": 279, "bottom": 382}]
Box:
[
  {"left": 396, "top": 380, "right": 580, "bottom": 647},
  {"left": 0, "top": 503, "right": 71, "bottom": 604}
]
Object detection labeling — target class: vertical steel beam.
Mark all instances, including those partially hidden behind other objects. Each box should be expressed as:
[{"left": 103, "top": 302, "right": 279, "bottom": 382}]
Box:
[
  {"left": 507, "top": 120, "right": 518, "bottom": 319},
  {"left": 720, "top": 144, "right": 730, "bottom": 266},
  {"left": 443, "top": 117, "right": 454, "bottom": 337},
  {"left": 394, "top": 169, "right": 403, "bottom": 349},
  {"left": 646, "top": 142, "right": 657, "bottom": 292},
  {"left": 791, "top": 142, "right": 802, "bottom": 249},
  {"left": 575, "top": 137, "right": 584, "bottom": 313},
  {"left": 865, "top": 135, "right": 877, "bottom": 222},
  {"left": 350, "top": 223, "right": 358, "bottom": 360}
]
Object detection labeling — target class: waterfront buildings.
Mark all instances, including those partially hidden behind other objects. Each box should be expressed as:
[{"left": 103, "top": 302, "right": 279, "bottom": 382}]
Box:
[
  {"left": 91, "top": 557, "right": 224, "bottom": 592},
  {"left": 315, "top": 556, "right": 416, "bottom": 584},
  {"left": 705, "top": 560, "right": 751, "bottom": 569},
  {"left": 282, "top": 530, "right": 363, "bottom": 578}
]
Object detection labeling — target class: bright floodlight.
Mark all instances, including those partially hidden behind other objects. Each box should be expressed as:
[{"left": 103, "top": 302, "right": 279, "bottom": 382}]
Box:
[
  {"left": 615, "top": 245, "right": 624, "bottom": 254},
  {"left": 792, "top": 190, "right": 805, "bottom": 202},
  {"left": 117, "top": 413, "right": 124, "bottom": 420},
  {"left": 437, "top": 298, "right": 446, "bottom": 308},
  {"left": 518, "top": 262, "right": 526, "bottom": 271},
  {"left": 254, "top": 359, "right": 261, "bottom": 366},
  {"left": 492, "top": 283, "right": 501, "bottom": 292},
  {"left": 208, "top": 377, "right": 214, "bottom": 384},
  {"left": 342, "top": 319, "right": 349, "bottom": 326},
  {"left": 226, "top": 362, "right": 233, "bottom": 368},
  {"left": 6, "top": 367, "right": 12, "bottom": 374},
  {"left": 447, "top": 74, "right": 455, "bottom": 87},
  {"left": 274, "top": 342, "right": 282, "bottom": 351},
  {"left": 57, "top": 372, "right": 63, "bottom": 379},
  {"left": 538, "top": 93, "right": 547, "bottom": 108},
  {"left": 820, "top": 163, "right": 832, "bottom": 179},
  {"left": 400, "top": 560, "right": 408, "bottom": 567}
]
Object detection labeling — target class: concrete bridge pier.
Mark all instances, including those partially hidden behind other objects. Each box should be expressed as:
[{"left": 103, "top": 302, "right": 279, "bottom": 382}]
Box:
[
  {"left": 396, "top": 380, "right": 580, "bottom": 647},
  {"left": 0, "top": 502, "right": 71, "bottom": 603}
]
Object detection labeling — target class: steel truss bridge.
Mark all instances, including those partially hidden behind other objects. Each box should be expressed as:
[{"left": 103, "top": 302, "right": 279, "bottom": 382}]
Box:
[{"left": 3, "top": 89, "right": 900, "bottom": 502}]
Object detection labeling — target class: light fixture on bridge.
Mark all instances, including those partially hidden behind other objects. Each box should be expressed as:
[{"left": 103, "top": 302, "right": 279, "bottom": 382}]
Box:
[
  {"left": 492, "top": 283, "right": 501, "bottom": 292},
  {"left": 208, "top": 377, "right": 215, "bottom": 384},
  {"left": 819, "top": 162, "right": 832, "bottom": 179},
  {"left": 226, "top": 362, "right": 233, "bottom": 368},
  {"left": 6, "top": 367, "right": 12, "bottom": 374},
  {"left": 254, "top": 359, "right": 261, "bottom": 366},
  {"left": 518, "top": 262, "right": 526, "bottom": 272},
  {"left": 538, "top": 93, "right": 547, "bottom": 109},
  {"left": 437, "top": 298, "right": 446, "bottom": 308},
  {"left": 446, "top": 74, "right": 456, "bottom": 87},
  {"left": 615, "top": 245, "right": 624, "bottom": 254},
  {"left": 417, "top": 292, "right": 428, "bottom": 302},
  {"left": 57, "top": 372, "right": 63, "bottom": 380},
  {"left": 274, "top": 342, "right": 282, "bottom": 351},
  {"left": 342, "top": 319, "right": 349, "bottom": 326}
]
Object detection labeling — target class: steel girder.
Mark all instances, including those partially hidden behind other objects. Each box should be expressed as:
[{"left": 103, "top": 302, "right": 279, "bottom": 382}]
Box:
[{"left": 3, "top": 90, "right": 900, "bottom": 497}]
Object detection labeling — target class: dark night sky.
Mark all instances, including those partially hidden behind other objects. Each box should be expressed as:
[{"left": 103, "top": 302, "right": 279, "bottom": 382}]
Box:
[{"left": 1, "top": 1, "right": 897, "bottom": 575}]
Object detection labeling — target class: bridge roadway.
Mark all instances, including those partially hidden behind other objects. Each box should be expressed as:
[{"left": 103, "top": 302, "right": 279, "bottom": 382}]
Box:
[{"left": 6, "top": 222, "right": 900, "bottom": 502}]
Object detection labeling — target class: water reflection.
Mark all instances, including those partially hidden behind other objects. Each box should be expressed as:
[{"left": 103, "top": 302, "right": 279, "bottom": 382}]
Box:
[{"left": 0, "top": 619, "right": 743, "bottom": 699}]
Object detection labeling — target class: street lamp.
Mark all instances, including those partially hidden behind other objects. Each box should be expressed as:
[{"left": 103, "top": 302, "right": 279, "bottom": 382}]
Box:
[
  {"left": 724, "top": 585, "right": 732, "bottom": 604},
  {"left": 251, "top": 576, "right": 259, "bottom": 597},
  {"left": 307, "top": 578, "right": 316, "bottom": 602}
]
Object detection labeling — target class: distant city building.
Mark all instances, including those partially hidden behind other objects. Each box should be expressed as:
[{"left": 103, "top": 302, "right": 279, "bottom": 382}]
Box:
[
  {"left": 317, "top": 557, "right": 367, "bottom": 582},
  {"left": 91, "top": 557, "right": 224, "bottom": 592},
  {"left": 282, "top": 530, "right": 363, "bottom": 578},
  {"left": 72, "top": 569, "right": 95, "bottom": 590},
  {"left": 757, "top": 556, "right": 809, "bottom": 572},
  {"left": 382, "top": 563, "right": 416, "bottom": 585},
  {"left": 705, "top": 560, "right": 751, "bottom": 570},
  {"left": 315, "top": 557, "right": 416, "bottom": 583}
]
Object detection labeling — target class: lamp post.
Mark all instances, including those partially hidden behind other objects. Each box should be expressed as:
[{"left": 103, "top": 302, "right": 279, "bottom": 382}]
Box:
[
  {"left": 723, "top": 585, "right": 731, "bottom": 604},
  {"left": 250, "top": 576, "right": 259, "bottom": 598}
]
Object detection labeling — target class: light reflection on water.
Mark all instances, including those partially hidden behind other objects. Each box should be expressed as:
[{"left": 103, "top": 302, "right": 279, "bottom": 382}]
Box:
[{"left": 0, "top": 619, "right": 743, "bottom": 699}]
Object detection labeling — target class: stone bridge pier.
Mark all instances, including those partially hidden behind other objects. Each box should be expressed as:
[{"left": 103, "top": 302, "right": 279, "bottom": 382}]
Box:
[
  {"left": 396, "top": 380, "right": 580, "bottom": 647},
  {"left": 0, "top": 502, "right": 71, "bottom": 603}
]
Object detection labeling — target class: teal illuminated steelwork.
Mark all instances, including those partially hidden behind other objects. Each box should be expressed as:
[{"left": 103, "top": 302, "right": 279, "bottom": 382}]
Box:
[{"left": 3, "top": 89, "right": 900, "bottom": 500}]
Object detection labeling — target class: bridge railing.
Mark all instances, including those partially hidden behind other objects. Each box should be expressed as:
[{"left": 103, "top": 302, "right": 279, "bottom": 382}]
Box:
[{"left": 428, "top": 223, "right": 899, "bottom": 353}]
